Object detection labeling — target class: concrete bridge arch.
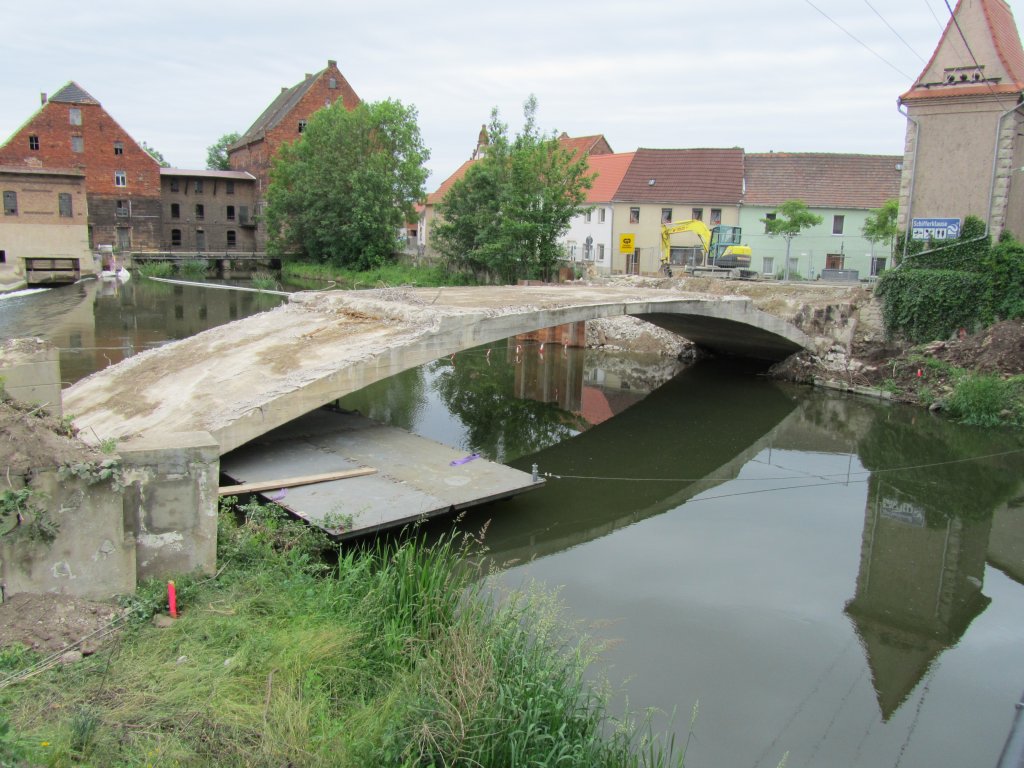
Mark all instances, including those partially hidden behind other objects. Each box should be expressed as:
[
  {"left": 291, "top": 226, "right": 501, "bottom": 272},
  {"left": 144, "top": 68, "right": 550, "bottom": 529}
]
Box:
[{"left": 64, "top": 285, "right": 812, "bottom": 454}]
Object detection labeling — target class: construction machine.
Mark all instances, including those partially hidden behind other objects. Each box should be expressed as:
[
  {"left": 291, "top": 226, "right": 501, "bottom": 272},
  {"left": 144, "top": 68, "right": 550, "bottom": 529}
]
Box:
[{"left": 660, "top": 220, "right": 753, "bottom": 275}]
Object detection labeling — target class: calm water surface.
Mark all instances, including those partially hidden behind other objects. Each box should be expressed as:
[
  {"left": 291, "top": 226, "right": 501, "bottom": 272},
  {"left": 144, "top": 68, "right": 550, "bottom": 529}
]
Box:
[{"left": 4, "top": 280, "right": 1024, "bottom": 767}]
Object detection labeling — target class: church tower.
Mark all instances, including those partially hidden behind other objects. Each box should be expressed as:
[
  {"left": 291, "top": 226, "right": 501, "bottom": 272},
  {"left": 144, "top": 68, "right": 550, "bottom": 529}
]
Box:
[{"left": 897, "top": 0, "right": 1024, "bottom": 242}]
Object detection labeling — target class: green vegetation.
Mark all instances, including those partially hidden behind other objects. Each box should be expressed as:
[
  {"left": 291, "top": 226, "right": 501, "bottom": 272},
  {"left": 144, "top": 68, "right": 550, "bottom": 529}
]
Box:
[
  {"left": 876, "top": 217, "right": 1024, "bottom": 342},
  {"left": 134, "top": 261, "right": 174, "bottom": 279},
  {"left": 432, "top": 96, "right": 594, "bottom": 284},
  {"left": 140, "top": 141, "right": 170, "bottom": 168},
  {"left": 0, "top": 499, "right": 683, "bottom": 767},
  {"left": 250, "top": 270, "right": 280, "bottom": 291},
  {"left": 944, "top": 373, "right": 1024, "bottom": 427},
  {"left": 266, "top": 99, "right": 429, "bottom": 270},
  {"left": 281, "top": 260, "right": 472, "bottom": 288},
  {"left": 178, "top": 258, "right": 209, "bottom": 278},
  {"left": 0, "top": 487, "right": 57, "bottom": 543},
  {"left": 206, "top": 131, "right": 241, "bottom": 171},
  {"left": 760, "top": 200, "right": 823, "bottom": 281},
  {"left": 861, "top": 198, "right": 898, "bottom": 263}
]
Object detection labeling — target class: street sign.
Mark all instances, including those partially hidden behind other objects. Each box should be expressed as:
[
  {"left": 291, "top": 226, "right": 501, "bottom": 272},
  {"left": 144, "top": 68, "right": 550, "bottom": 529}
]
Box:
[
  {"left": 619, "top": 233, "right": 635, "bottom": 253},
  {"left": 911, "top": 217, "right": 961, "bottom": 241}
]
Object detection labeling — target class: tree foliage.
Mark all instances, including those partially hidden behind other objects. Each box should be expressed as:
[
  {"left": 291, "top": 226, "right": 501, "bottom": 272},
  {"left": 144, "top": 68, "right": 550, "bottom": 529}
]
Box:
[
  {"left": 264, "top": 99, "right": 429, "bottom": 268},
  {"left": 761, "top": 199, "right": 823, "bottom": 280},
  {"left": 862, "top": 198, "right": 898, "bottom": 259},
  {"left": 140, "top": 141, "right": 170, "bottom": 168},
  {"left": 432, "top": 96, "right": 594, "bottom": 284},
  {"left": 206, "top": 131, "right": 241, "bottom": 170}
]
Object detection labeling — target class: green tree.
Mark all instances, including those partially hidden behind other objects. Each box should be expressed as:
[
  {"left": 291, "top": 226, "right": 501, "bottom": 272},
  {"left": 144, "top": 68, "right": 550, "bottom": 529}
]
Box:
[
  {"left": 761, "top": 199, "right": 823, "bottom": 280},
  {"left": 432, "top": 96, "right": 594, "bottom": 284},
  {"left": 264, "top": 99, "right": 429, "bottom": 268},
  {"left": 141, "top": 141, "right": 170, "bottom": 167},
  {"left": 862, "top": 198, "right": 899, "bottom": 265},
  {"left": 206, "top": 131, "right": 241, "bottom": 170}
]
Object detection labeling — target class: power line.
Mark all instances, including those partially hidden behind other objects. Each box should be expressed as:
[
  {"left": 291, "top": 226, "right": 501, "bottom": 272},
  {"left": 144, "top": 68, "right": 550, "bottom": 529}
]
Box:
[
  {"left": 803, "top": 0, "right": 916, "bottom": 81},
  {"left": 943, "top": 0, "right": 1018, "bottom": 108},
  {"left": 864, "top": 0, "right": 928, "bottom": 63},
  {"left": 924, "top": 0, "right": 947, "bottom": 33}
]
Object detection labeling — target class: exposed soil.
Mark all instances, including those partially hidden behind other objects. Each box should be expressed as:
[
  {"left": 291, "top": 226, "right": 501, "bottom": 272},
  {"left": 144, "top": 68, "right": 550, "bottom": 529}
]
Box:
[
  {"left": 0, "top": 397, "right": 102, "bottom": 476},
  {"left": 0, "top": 592, "right": 123, "bottom": 656}
]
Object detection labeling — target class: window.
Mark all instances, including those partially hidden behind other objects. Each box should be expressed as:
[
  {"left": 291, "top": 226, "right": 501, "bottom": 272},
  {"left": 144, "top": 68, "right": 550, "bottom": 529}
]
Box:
[
  {"left": 585, "top": 210, "right": 592, "bottom": 223},
  {"left": 763, "top": 212, "right": 776, "bottom": 233},
  {"left": 763, "top": 257, "right": 775, "bottom": 275},
  {"left": 71, "top": 136, "right": 84, "bottom": 153},
  {"left": 114, "top": 141, "right": 124, "bottom": 155},
  {"left": 832, "top": 215, "right": 845, "bottom": 235},
  {"left": 69, "top": 108, "right": 81, "bottom": 126},
  {"left": 28, "top": 135, "right": 39, "bottom": 151},
  {"left": 329, "top": 77, "right": 338, "bottom": 89},
  {"left": 169, "top": 178, "right": 179, "bottom": 193},
  {"left": 170, "top": 203, "right": 180, "bottom": 219},
  {"left": 195, "top": 204, "right": 204, "bottom": 220},
  {"left": 3, "top": 191, "right": 17, "bottom": 216},
  {"left": 115, "top": 199, "right": 129, "bottom": 217},
  {"left": 629, "top": 207, "right": 640, "bottom": 224},
  {"left": 194, "top": 180, "right": 204, "bottom": 194},
  {"left": 825, "top": 253, "right": 845, "bottom": 269},
  {"left": 661, "top": 208, "right": 673, "bottom": 224},
  {"left": 226, "top": 205, "right": 235, "bottom": 221},
  {"left": 114, "top": 170, "right": 127, "bottom": 187},
  {"left": 58, "top": 192, "right": 73, "bottom": 217},
  {"left": 710, "top": 208, "right": 722, "bottom": 226},
  {"left": 225, "top": 180, "right": 234, "bottom": 195},
  {"left": 298, "top": 120, "right": 307, "bottom": 133},
  {"left": 870, "top": 257, "right": 887, "bottom": 277},
  {"left": 226, "top": 230, "right": 237, "bottom": 248},
  {"left": 597, "top": 243, "right": 605, "bottom": 261},
  {"left": 171, "top": 229, "right": 182, "bottom": 247},
  {"left": 599, "top": 208, "right": 606, "bottom": 223},
  {"left": 692, "top": 208, "right": 703, "bottom": 221}
]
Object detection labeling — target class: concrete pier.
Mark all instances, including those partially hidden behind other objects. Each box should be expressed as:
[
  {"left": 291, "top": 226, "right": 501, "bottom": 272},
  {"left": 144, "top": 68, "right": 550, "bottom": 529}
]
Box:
[{"left": 220, "top": 410, "right": 543, "bottom": 538}]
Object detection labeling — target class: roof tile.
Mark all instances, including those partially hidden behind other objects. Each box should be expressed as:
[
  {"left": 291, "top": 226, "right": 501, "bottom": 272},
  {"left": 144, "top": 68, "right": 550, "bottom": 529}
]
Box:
[
  {"left": 743, "top": 153, "right": 901, "bottom": 209},
  {"left": 614, "top": 148, "right": 744, "bottom": 204}
]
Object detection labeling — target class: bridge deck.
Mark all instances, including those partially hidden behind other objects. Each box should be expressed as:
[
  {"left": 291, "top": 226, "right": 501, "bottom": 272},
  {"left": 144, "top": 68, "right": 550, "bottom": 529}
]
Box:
[{"left": 221, "top": 409, "right": 542, "bottom": 538}]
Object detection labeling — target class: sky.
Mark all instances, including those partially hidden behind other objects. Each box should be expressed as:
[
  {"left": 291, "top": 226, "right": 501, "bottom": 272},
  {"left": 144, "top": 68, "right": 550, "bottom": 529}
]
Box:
[{"left": 0, "top": 0, "right": 998, "bottom": 189}]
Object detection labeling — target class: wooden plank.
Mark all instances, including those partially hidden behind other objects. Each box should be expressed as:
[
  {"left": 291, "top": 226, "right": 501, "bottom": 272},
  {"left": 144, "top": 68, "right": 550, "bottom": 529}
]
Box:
[{"left": 218, "top": 467, "right": 377, "bottom": 496}]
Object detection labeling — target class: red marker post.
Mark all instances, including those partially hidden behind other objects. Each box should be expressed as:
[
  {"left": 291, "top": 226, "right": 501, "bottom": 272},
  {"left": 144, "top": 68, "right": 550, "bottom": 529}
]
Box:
[{"left": 168, "top": 580, "right": 178, "bottom": 619}]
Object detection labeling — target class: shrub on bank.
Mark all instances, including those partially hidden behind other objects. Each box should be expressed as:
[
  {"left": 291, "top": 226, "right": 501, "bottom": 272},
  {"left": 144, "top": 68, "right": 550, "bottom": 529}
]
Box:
[
  {"left": 281, "top": 260, "right": 475, "bottom": 288},
  {"left": 1, "top": 500, "right": 683, "bottom": 767}
]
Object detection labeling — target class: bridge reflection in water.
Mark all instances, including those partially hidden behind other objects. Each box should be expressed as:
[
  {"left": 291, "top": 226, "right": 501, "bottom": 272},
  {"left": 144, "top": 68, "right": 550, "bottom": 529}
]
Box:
[{"left": 359, "top": 340, "right": 1024, "bottom": 759}]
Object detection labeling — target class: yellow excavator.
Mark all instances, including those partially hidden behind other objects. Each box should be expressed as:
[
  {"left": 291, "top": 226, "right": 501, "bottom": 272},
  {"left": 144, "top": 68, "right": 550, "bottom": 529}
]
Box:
[{"left": 660, "top": 220, "right": 752, "bottom": 273}]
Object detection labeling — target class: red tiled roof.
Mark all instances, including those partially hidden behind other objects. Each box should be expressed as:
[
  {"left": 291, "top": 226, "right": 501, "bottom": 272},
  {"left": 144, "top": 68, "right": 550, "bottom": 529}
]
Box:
[
  {"left": 585, "top": 152, "right": 635, "bottom": 203},
  {"left": 426, "top": 134, "right": 613, "bottom": 206},
  {"left": 901, "top": 0, "right": 1024, "bottom": 101},
  {"left": 613, "top": 148, "right": 744, "bottom": 204},
  {"left": 744, "top": 153, "right": 901, "bottom": 209}
]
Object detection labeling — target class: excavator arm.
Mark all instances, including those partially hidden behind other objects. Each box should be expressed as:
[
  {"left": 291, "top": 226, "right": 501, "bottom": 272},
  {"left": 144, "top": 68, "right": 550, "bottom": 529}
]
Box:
[{"left": 661, "top": 219, "right": 712, "bottom": 264}]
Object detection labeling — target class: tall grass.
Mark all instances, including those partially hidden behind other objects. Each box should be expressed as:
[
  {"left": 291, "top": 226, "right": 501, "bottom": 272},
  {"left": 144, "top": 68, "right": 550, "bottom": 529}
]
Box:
[
  {"left": 250, "top": 270, "right": 279, "bottom": 291},
  {"left": 944, "top": 373, "right": 1024, "bottom": 427},
  {"left": 134, "top": 261, "right": 174, "bottom": 278},
  {"left": 282, "top": 260, "right": 474, "bottom": 288},
  {"left": 2, "top": 500, "right": 683, "bottom": 767},
  {"left": 178, "top": 258, "right": 209, "bottom": 278}
]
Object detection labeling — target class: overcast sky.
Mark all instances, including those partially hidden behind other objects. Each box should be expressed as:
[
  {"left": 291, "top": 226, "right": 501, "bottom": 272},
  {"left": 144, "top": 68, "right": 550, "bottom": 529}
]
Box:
[{"left": 0, "top": 0, "right": 993, "bottom": 188}]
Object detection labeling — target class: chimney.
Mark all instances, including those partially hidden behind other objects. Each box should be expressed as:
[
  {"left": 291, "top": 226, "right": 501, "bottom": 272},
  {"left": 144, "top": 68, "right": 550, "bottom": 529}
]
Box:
[
  {"left": 40, "top": 92, "right": 47, "bottom": 105},
  {"left": 328, "top": 59, "right": 337, "bottom": 67},
  {"left": 281, "top": 87, "right": 287, "bottom": 92},
  {"left": 305, "top": 73, "right": 312, "bottom": 79}
]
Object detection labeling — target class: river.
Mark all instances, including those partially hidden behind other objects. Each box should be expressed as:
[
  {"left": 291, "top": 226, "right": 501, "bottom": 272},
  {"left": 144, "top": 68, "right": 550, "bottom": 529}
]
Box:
[{"left": 4, "top": 278, "right": 1024, "bottom": 767}]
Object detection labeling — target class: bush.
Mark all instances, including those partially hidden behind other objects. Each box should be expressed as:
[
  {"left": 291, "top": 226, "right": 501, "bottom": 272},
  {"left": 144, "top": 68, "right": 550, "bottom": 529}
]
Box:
[
  {"left": 944, "top": 373, "right": 1024, "bottom": 427},
  {"left": 177, "top": 258, "right": 209, "bottom": 278},
  {"left": 875, "top": 268, "right": 988, "bottom": 342},
  {"left": 135, "top": 261, "right": 174, "bottom": 278}
]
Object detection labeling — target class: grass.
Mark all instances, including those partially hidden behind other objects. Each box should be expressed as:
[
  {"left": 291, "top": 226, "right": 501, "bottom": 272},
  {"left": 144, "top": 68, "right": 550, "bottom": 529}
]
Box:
[
  {"left": 281, "top": 260, "right": 475, "bottom": 289},
  {"left": 0, "top": 499, "right": 684, "bottom": 767},
  {"left": 250, "top": 270, "right": 279, "bottom": 291},
  {"left": 944, "top": 373, "right": 1024, "bottom": 427},
  {"left": 177, "top": 258, "right": 209, "bottom": 279},
  {"left": 134, "top": 261, "right": 174, "bottom": 279}
]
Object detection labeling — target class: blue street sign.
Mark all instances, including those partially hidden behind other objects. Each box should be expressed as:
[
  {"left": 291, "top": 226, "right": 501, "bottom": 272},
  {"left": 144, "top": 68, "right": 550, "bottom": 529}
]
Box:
[{"left": 911, "top": 217, "right": 961, "bottom": 241}]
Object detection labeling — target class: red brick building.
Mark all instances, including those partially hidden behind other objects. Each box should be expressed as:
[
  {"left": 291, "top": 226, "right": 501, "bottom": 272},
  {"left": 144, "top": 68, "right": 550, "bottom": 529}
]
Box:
[
  {"left": 228, "top": 60, "right": 360, "bottom": 197},
  {"left": 0, "top": 82, "right": 162, "bottom": 252}
]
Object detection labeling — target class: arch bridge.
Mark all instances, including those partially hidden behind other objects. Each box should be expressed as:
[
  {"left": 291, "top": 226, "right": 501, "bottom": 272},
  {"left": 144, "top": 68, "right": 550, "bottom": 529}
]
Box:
[{"left": 64, "top": 285, "right": 813, "bottom": 454}]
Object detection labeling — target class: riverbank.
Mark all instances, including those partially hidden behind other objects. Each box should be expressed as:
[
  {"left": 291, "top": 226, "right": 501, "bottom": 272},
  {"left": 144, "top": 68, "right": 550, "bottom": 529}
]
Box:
[{"left": 0, "top": 498, "right": 682, "bottom": 767}]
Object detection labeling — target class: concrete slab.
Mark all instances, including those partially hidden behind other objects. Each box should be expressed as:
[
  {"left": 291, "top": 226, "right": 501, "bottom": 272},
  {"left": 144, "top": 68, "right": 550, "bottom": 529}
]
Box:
[{"left": 220, "top": 410, "right": 543, "bottom": 538}]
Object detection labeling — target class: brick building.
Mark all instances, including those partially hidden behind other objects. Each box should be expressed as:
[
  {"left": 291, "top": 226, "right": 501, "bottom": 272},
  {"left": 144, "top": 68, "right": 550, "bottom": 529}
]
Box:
[
  {"left": 0, "top": 166, "right": 92, "bottom": 283},
  {"left": 0, "top": 82, "right": 162, "bottom": 253},
  {"left": 159, "top": 169, "right": 258, "bottom": 253},
  {"left": 228, "top": 60, "right": 360, "bottom": 197}
]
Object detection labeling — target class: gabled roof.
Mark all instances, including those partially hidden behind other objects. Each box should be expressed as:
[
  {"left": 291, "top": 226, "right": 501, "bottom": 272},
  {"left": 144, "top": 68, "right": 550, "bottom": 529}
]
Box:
[
  {"left": 557, "top": 133, "right": 613, "bottom": 157},
  {"left": 426, "top": 134, "right": 614, "bottom": 207},
  {"left": 231, "top": 62, "right": 359, "bottom": 149},
  {"left": 744, "top": 153, "right": 902, "bottom": 209},
  {"left": 48, "top": 82, "right": 100, "bottom": 105},
  {"left": 901, "top": 0, "right": 1024, "bottom": 101},
  {"left": 585, "top": 152, "right": 635, "bottom": 203},
  {"left": 613, "top": 148, "right": 744, "bottom": 204}
]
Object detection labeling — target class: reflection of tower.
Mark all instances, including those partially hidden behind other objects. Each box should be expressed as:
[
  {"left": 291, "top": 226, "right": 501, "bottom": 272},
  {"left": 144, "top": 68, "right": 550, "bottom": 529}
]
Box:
[
  {"left": 511, "top": 337, "right": 584, "bottom": 413},
  {"left": 844, "top": 475, "right": 992, "bottom": 720}
]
